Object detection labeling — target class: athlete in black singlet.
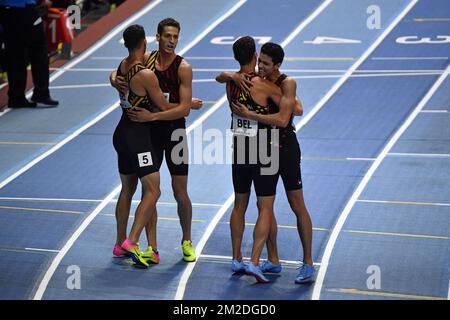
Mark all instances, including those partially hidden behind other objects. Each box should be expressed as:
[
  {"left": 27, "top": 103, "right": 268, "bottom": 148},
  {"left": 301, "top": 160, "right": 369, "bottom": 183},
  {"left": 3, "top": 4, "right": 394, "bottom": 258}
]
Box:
[
  {"left": 110, "top": 18, "right": 197, "bottom": 263},
  {"left": 232, "top": 42, "right": 315, "bottom": 284},
  {"left": 217, "top": 36, "right": 284, "bottom": 283},
  {"left": 112, "top": 24, "right": 185, "bottom": 267}
]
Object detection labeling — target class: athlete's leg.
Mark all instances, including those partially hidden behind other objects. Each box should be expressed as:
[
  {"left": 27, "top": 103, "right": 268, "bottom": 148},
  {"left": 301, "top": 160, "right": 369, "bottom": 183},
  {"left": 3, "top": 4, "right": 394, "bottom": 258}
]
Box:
[
  {"left": 250, "top": 195, "right": 276, "bottom": 266},
  {"left": 115, "top": 174, "right": 138, "bottom": 245},
  {"left": 286, "top": 189, "right": 313, "bottom": 265},
  {"left": 230, "top": 192, "right": 250, "bottom": 261},
  {"left": 171, "top": 174, "right": 192, "bottom": 242},
  {"left": 144, "top": 193, "right": 158, "bottom": 250},
  {"left": 128, "top": 172, "right": 161, "bottom": 244},
  {"left": 265, "top": 214, "right": 280, "bottom": 264}
]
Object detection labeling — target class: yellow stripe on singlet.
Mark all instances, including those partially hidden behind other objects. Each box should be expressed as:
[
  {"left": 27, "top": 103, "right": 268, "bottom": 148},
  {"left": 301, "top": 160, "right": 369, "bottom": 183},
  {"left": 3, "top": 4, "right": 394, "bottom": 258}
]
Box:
[{"left": 145, "top": 51, "right": 158, "bottom": 71}]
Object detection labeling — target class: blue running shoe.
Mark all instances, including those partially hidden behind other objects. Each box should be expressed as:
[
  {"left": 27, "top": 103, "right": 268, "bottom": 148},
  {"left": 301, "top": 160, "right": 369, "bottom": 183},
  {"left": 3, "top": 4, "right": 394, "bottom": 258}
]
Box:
[
  {"left": 231, "top": 259, "right": 246, "bottom": 274},
  {"left": 295, "top": 263, "right": 315, "bottom": 284},
  {"left": 260, "top": 260, "right": 282, "bottom": 273},
  {"left": 245, "top": 263, "right": 269, "bottom": 283}
]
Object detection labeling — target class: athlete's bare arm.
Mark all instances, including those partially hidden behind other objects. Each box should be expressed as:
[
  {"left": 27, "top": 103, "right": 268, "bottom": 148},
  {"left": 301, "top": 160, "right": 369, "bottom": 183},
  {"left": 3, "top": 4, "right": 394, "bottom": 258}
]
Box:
[
  {"left": 109, "top": 70, "right": 127, "bottom": 93},
  {"left": 128, "top": 61, "right": 192, "bottom": 122},
  {"left": 232, "top": 77, "right": 297, "bottom": 127},
  {"left": 111, "top": 55, "right": 201, "bottom": 109},
  {"left": 216, "top": 71, "right": 253, "bottom": 93}
]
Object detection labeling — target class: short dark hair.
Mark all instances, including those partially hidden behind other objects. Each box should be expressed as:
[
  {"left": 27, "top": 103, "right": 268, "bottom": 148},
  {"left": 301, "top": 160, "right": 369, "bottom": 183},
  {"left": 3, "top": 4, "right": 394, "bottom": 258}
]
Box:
[
  {"left": 157, "top": 17, "right": 181, "bottom": 35},
  {"left": 123, "top": 24, "right": 145, "bottom": 51},
  {"left": 233, "top": 36, "right": 256, "bottom": 66},
  {"left": 261, "top": 42, "right": 284, "bottom": 65}
]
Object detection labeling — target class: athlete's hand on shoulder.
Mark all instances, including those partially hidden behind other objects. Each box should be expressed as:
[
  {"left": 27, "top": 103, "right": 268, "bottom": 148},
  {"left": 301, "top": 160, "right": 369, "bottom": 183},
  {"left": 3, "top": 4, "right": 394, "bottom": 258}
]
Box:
[
  {"left": 231, "top": 101, "right": 253, "bottom": 119},
  {"left": 191, "top": 98, "right": 203, "bottom": 110},
  {"left": 112, "top": 75, "right": 128, "bottom": 93},
  {"left": 232, "top": 73, "right": 253, "bottom": 93},
  {"left": 127, "top": 107, "right": 155, "bottom": 122}
]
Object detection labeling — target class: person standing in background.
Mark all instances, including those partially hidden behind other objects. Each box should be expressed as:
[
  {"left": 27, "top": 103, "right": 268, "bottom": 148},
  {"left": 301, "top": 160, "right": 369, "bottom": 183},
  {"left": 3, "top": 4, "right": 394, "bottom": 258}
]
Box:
[{"left": 0, "top": 0, "right": 59, "bottom": 108}]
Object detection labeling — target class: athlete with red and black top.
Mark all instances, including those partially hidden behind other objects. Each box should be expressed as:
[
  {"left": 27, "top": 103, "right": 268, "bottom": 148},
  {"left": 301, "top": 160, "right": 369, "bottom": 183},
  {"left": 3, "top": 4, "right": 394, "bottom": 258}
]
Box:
[
  {"left": 231, "top": 42, "right": 315, "bottom": 284},
  {"left": 112, "top": 24, "right": 187, "bottom": 268},
  {"left": 110, "top": 18, "right": 197, "bottom": 263},
  {"left": 217, "top": 36, "right": 286, "bottom": 283}
]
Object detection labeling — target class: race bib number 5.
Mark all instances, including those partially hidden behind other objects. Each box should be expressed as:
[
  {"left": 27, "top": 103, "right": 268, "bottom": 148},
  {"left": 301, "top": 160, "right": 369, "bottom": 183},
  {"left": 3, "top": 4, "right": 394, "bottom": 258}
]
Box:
[{"left": 232, "top": 114, "right": 258, "bottom": 137}]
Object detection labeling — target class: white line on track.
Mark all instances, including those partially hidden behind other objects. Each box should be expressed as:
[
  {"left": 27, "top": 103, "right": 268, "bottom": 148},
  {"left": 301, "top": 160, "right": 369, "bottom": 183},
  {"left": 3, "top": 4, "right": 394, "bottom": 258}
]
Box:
[
  {"left": 48, "top": 67, "right": 448, "bottom": 73},
  {"left": 0, "top": 196, "right": 223, "bottom": 207},
  {"left": 296, "top": 0, "right": 418, "bottom": 135},
  {"left": 25, "top": 248, "right": 60, "bottom": 253},
  {"left": 174, "top": 0, "right": 334, "bottom": 300},
  {"left": 312, "top": 15, "right": 450, "bottom": 304},
  {"left": 0, "top": 101, "right": 120, "bottom": 190},
  {"left": 371, "top": 57, "right": 449, "bottom": 61},
  {"left": 387, "top": 152, "right": 450, "bottom": 158},
  {"left": 356, "top": 199, "right": 450, "bottom": 207},
  {"left": 346, "top": 157, "right": 376, "bottom": 161},
  {"left": 0, "top": 108, "right": 11, "bottom": 117},
  {"left": 448, "top": 280, "right": 450, "bottom": 300},
  {"left": 49, "top": 83, "right": 111, "bottom": 90},
  {"left": 32, "top": 0, "right": 248, "bottom": 300},
  {"left": 90, "top": 56, "right": 356, "bottom": 61},
  {"left": 420, "top": 109, "right": 448, "bottom": 113},
  {"left": 49, "top": 78, "right": 215, "bottom": 89},
  {"left": 199, "top": 254, "right": 322, "bottom": 267}
]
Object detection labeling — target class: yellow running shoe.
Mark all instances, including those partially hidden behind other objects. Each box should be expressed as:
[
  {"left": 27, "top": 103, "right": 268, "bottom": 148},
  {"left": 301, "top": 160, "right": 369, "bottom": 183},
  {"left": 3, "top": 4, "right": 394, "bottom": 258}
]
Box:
[
  {"left": 142, "top": 246, "right": 160, "bottom": 264},
  {"left": 121, "top": 239, "right": 149, "bottom": 268},
  {"left": 182, "top": 240, "right": 196, "bottom": 262}
]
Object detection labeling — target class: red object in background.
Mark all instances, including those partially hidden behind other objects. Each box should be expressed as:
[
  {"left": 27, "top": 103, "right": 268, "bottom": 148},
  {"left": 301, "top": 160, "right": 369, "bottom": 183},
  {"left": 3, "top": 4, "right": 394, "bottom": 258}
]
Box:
[{"left": 45, "top": 8, "right": 75, "bottom": 52}]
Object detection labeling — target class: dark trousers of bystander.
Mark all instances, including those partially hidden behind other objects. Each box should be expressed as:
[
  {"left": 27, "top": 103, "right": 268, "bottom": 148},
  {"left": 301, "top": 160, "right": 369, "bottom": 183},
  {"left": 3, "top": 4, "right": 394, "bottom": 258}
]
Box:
[{"left": 0, "top": 4, "right": 50, "bottom": 104}]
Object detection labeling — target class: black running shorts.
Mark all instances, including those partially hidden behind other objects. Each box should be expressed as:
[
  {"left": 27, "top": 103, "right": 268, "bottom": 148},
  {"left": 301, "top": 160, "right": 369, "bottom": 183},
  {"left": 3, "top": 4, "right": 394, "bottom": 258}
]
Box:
[
  {"left": 279, "top": 131, "right": 303, "bottom": 191},
  {"left": 150, "top": 119, "right": 189, "bottom": 176},
  {"left": 113, "top": 117, "right": 159, "bottom": 178}
]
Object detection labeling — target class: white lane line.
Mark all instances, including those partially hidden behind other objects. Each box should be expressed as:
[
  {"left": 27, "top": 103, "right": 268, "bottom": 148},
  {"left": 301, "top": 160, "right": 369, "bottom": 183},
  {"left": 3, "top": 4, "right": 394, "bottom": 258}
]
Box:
[
  {"left": 33, "top": 185, "right": 121, "bottom": 300},
  {"left": 312, "top": 31, "right": 450, "bottom": 306},
  {"left": 388, "top": 152, "right": 450, "bottom": 158},
  {"left": 291, "top": 72, "right": 441, "bottom": 80},
  {"left": 0, "top": 196, "right": 223, "bottom": 207},
  {"left": 420, "top": 109, "right": 448, "bottom": 113},
  {"left": 91, "top": 56, "right": 356, "bottom": 61},
  {"left": 174, "top": 0, "right": 334, "bottom": 301},
  {"left": 346, "top": 157, "right": 377, "bottom": 161},
  {"left": 447, "top": 280, "right": 450, "bottom": 300},
  {"left": 48, "top": 78, "right": 225, "bottom": 89},
  {"left": 25, "top": 248, "right": 60, "bottom": 253},
  {"left": 48, "top": 66, "right": 448, "bottom": 73},
  {"left": 49, "top": 83, "right": 111, "bottom": 90},
  {"left": 296, "top": 1, "right": 417, "bottom": 133},
  {"left": 175, "top": 194, "right": 235, "bottom": 300},
  {"left": 371, "top": 57, "right": 449, "bottom": 61},
  {"left": 357, "top": 199, "right": 450, "bottom": 207},
  {"left": 0, "top": 107, "right": 11, "bottom": 117},
  {"left": 186, "top": 95, "right": 228, "bottom": 134},
  {"left": 0, "top": 101, "right": 120, "bottom": 190},
  {"left": 177, "top": 0, "right": 248, "bottom": 55},
  {"left": 49, "top": 67, "right": 114, "bottom": 72},
  {"left": 199, "top": 254, "right": 322, "bottom": 267},
  {"left": 191, "top": 68, "right": 445, "bottom": 73},
  {"left": 31, "top": 1, "right": 248, "bottom": 300},
  {"left": 178, "top": 72, "right": 443, "bottom": 84}
]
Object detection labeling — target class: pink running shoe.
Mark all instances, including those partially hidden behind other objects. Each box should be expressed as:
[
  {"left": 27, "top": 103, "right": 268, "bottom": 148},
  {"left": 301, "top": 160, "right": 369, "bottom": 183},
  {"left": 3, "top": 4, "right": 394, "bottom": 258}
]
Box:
[
  {"left": 113, "top": 243, "right": 128, "bottom": 257},
  {"left": 121, "top": 239, "right": 149, "bottom": 268}
]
